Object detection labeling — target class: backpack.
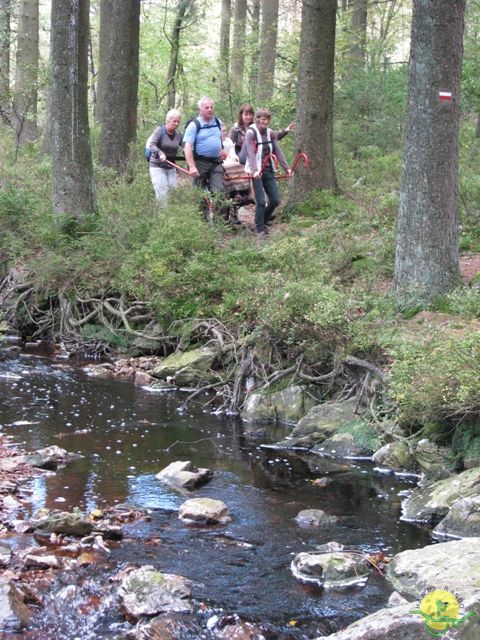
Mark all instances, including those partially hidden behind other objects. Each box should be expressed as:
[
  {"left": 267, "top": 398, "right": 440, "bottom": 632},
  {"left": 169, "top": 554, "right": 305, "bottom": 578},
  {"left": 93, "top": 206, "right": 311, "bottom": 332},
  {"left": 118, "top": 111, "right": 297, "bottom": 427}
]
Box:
[
  {"left": 144, "top": 125, "right": 167, "bottom": 162},
  {"left": 182, "top": 117, "right": 222, "bottom": 153}
]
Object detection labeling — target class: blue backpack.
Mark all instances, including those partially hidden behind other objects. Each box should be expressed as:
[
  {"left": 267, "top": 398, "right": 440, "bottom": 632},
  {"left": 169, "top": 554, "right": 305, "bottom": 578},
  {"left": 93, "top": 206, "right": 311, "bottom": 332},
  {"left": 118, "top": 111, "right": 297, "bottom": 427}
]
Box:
[{"left": 144, "top": 125, "right": 167, "bottom": 162}]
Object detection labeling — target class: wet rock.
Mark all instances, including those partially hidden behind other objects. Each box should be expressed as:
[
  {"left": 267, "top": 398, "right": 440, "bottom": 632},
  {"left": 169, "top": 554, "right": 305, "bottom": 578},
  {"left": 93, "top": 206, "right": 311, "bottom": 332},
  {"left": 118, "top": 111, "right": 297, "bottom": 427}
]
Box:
[
  {"left": 0, "top": 544, "right": 11, "bottom": 567},
  {"left": 32, "top": 509, "right": 94, "bottom": 536},
  {"left": 17, "top": 445, "right": 83, "bottom": 470},
  {"left": 217, "top": 619, "right": 270, "bottom": 639},
  {"left": 276, "top": 399, "right": 358, "bottom": 449},
  {"left": 415, "top": 438, "right": 452, "bottom": 473},
  {"left": 312, "top": 432, "right": 373, "bottom": 459},
  {"left": 372, "top": 442, "right": 417, "bottom": 472},
  {"left": 314, "top": 603, "right": 424, "bottom": 640},
  {"left": 135, "top": 613, "right": 199, "bottom": 639},
  {"left": 291, "top": 541, "right": 369, "bottom": 588},
  {"left": 152, "top": 346, "right": 218, "bottom": 386},
  {"left": 387, "top": 591, "right": 409, "bottom": 607},
  {"left": 179, "top": 498, "right": 231, "bottom": 525},
  {"left": 241, "top": 385, "right": 320, "bottom": 425},
  {"left": 134, "top": 371, "right": 155, "bottom": 387},
  {"left": 0, "top": 578, "right": 32, "bottom": 632},
  {"left": 156, "top": 460, "right": 213, "bottom": 490},
  {"left": 433, "top": 496, "right": 480, "bottom": 538},
  {"left": 294, "top": 509, "right": 337, "bottom": 527},
  {"left": 386, "top": 538, "right": 480, "bottom": 602},
  {"left": 118, "top": 566, "right": 192, "bottom": 619},
  {"left": 24, "top": 554, "right": 61, "bottom": 569},
  {"left": 402, "top": 467, "right": 480, "bottom": 524}
]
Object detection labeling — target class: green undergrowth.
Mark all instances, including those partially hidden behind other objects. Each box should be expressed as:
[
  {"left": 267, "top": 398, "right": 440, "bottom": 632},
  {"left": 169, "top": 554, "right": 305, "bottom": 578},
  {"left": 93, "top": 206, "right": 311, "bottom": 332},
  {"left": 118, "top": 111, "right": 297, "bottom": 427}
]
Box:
[{"left": 2, "top": 126, "right": 480, "bottom": 439}]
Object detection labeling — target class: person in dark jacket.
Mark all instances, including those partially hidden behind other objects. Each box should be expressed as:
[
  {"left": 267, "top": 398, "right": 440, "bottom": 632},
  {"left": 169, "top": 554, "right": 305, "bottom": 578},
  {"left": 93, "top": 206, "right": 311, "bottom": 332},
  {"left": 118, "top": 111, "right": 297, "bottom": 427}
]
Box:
[{"left": 148, "top": 109, "right": 182, "bottom": 202}]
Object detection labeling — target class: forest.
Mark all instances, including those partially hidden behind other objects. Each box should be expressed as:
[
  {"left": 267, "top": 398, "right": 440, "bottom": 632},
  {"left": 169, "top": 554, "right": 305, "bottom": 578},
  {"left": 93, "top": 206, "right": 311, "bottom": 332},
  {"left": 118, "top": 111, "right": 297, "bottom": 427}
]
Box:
[{"left": 1, "top": 1, "right": 480, "bottom": 637}]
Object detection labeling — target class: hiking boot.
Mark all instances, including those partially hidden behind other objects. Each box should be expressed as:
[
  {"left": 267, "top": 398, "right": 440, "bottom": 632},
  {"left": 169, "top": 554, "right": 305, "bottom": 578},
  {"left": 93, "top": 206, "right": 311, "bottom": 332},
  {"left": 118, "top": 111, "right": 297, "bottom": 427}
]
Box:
[{"left": 257, "top": 230, "right": 268, "bottom": 241}]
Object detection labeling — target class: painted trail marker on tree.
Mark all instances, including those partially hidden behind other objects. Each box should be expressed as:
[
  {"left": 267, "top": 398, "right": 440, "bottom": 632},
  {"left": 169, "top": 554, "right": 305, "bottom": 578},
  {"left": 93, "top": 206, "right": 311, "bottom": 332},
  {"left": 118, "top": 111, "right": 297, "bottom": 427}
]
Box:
[{"left": 438, "top": 91, "right": 453, "bottom": 101}]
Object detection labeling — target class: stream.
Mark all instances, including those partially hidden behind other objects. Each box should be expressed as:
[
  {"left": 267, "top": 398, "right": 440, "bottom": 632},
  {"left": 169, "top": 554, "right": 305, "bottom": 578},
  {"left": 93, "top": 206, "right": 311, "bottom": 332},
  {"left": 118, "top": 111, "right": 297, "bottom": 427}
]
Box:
[{"left": 0, "top": 343, "right": 431, "bottom": 639}]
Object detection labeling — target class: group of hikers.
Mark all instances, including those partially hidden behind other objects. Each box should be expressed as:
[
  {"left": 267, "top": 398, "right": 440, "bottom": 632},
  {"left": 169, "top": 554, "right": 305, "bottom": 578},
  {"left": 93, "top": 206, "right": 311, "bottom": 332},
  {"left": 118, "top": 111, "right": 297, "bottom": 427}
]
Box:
[{"left": 147, "top": 96, "right": 295, "bottom": 239}]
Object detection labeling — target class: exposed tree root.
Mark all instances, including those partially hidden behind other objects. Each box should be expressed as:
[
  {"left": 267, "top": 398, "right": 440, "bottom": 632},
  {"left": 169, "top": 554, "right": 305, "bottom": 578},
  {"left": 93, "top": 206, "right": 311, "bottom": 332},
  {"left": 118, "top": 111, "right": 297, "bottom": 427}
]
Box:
[{"left": 0, "top": 269, "right": 392, "bottom": 420}]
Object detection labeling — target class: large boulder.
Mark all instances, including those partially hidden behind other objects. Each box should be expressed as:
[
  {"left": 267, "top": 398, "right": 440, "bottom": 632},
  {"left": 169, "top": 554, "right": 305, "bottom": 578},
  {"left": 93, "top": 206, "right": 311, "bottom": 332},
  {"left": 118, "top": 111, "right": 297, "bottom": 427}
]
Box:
[
  {"left": 291, "top": 541, "right": 369, "bottom": 589},
  {"left": 156, "top": 461, "right": 213, "bottom": 490},
  {"left": 386, "top": 538, "right": 480, "bottom": 603},
  {"left": 241, "top": 385, "right": 320, "bottom": 425},
  {"left": 118, "top": 566, "right": 192, "bottom": 619},
  {"left": 152, "top": 347, "right": 218, "bottom": 386},
  {"left": 401, "top": 467, "right": 480, "bottom": 524},
  {"left": 312, "top": 420, "right": 379, "bottom": 459},
  {"left": 372, "top": 442, "right": 417, "bottom": 472},
  {"left": 414, "top": 438, "right": 452, "bottom": 473},
  {"left": 314, "top": 603, "right": 423, "bottom": 640},
  {"left": 0, "top": 579, "right": 32, "bottom": 632},
  {"left": 433, "top": 496, "right": 480, "bottom": 538},
  {"left": 275, "top": 399, "right": 358, "bottom": 449},
  {"left": 178, "top": 498, "right": 231, "bottom": 525}
]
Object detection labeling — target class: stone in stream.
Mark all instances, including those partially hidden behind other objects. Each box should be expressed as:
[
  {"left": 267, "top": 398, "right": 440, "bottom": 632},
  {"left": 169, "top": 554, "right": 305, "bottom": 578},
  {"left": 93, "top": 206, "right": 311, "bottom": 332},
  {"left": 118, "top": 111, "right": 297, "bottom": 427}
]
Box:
[
  {"left": 0, "top": 578, "right": 32, "bottom": 632},
  {"left": 291, "top": 541, "right": 369, "bottom": 589},
  {"left": 156, "top": 460, "right": 213, "bottom": 490},
  {"left": 31, "top": 509, "right": 93, "bottom": 536},
  {"left": 178, "top": 498, "right": 231, "bottom": 525},
  {"left": 16, "top": 445, "right": 83, "bottom": 470},
  {"left": 118, "top": 566, "right": 192, "bottom": 619},
  {"left": 294, "top": 509, "right": 337, "bottom": 527}
]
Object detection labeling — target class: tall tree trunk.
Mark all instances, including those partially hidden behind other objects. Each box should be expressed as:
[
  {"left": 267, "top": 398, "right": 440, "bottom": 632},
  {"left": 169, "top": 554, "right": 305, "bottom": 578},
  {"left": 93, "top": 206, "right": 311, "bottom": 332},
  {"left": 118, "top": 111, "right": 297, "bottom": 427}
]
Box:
[
  {"left": 98, "top": 0, "right": 140, "bottom": 173},
  {"left": 96, "top": 0, "right": 113, "bottom": 125},
  {"left": 231, "top": 0, "right": 247, "bottom": 96},
  {"left": 219, "top": 0, "right": 231, "bottom": 95},
  {"left": 0, "top": 0, "right": 11, "bottom": 110},
  {"left": 349, "top": 0, "right": 367, "bottom": 68},
  {"left": 290, "top": 0, "right": 338, "bottom": 203},
  {"left": 393, "top": 0, "right": 465, "bottom": 305},
  {"left": 248, "top": 0, "right": 261, "bottom": 98},
  {"left": 14, "top": 0, "right": 39, "bottom": 144},
  {"left": 166, "top": 0, "right": 194, "bottom": 109},
  {"left": 51, "top": 0, "right": 96, "bottom": 220},
  {"left": 256, "top": 0, "right": 279, "bottom": 105}
]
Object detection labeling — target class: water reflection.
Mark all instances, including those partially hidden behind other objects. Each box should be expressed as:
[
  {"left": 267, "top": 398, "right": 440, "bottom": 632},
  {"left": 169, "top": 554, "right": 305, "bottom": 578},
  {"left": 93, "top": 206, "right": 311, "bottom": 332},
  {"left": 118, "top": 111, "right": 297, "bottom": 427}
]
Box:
[{"left": 0, "top": 347, "right": 431, "bottom": 638}]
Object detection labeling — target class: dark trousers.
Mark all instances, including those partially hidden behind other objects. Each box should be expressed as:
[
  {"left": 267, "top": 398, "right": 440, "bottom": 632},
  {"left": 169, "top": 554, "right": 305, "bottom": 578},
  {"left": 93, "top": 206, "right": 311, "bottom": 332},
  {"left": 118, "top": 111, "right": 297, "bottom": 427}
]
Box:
[
  {"left": 193, "top": 157, "right": 225, "bottom": 193},
  {"left": 252, "top": 166, "right": 280, "bottom": 232}
]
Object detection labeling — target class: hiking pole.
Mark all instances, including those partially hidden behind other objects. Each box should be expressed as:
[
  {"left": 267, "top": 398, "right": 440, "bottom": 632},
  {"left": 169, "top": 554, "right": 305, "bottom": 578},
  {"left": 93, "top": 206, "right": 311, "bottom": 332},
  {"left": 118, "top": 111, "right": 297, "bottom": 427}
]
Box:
[{"left": 165, "top": 159, "right": 193, "bottom": 176}]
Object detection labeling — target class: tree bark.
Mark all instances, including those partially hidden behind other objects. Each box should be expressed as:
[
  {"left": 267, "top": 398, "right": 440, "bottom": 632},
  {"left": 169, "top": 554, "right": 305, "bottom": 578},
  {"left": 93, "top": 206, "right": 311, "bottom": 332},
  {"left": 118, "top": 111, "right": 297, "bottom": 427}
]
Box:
[
  {"left": 14, "top": 0, "right": 39, "bottom": 143},
  {"left": 98, "top": 0, "right": 140, "bottom": 172},
  {"left": 256, "top": 0, "right": 279, "bottom": 105},
  {"left": 166, "top": 0, "right": 194, "bottom": 109},
  {"left": 96, "top": 0, "right": 113, "bottom": 125},
  {"left": 0, "top": 0, "right": 11, "bottom": 110},
  {"left": 231, "top": 0, "right": 247, "bottom": 96},
  {"left": 349, "top": 0, "right": 367, "bottom": 68},
  {"left": 248, "top": 0, "right": 261, "bottom": 97},
  {"left": 290, "top": 0, "right": 338, "bottom": 203},
  {"left": 51, "top": 0, "right": 96, "bottom": 220},
  {"left": 393, "top": 0, "right": 465, "bottom": 305},
  {"left": 219, "top": 0, "right": 231, "bottom": 95}
]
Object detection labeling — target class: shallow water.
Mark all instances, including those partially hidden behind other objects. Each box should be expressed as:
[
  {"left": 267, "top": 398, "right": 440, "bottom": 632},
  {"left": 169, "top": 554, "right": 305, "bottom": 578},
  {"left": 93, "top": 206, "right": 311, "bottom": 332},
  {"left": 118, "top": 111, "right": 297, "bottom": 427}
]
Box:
[{"left": 0, "top": 346, "right": 431, "bottom": 639}]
